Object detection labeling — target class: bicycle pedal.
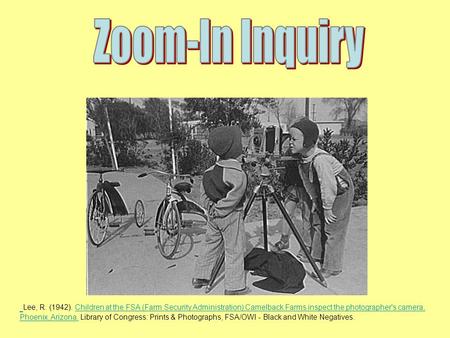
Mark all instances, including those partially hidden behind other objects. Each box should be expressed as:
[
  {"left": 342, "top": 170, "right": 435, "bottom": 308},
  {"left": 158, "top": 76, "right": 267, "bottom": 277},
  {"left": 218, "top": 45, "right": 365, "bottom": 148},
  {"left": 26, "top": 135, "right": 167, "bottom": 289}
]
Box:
[
  {"left": 182, "top": 220, "right": 206, "bottom": 227},
  {"left": 144, "top": 228, "right": 155, "bottom": 236}
]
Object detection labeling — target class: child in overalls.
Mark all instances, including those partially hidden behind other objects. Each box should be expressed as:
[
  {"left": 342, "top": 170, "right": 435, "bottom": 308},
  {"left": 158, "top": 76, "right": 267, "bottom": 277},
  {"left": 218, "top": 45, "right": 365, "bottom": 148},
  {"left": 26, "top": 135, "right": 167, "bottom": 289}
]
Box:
[
  {"left": 192, "top": 126, "right": 249, "bottom": 295},
  {"left": 282, "top": 118, "right": 354, "bottom": 278}
]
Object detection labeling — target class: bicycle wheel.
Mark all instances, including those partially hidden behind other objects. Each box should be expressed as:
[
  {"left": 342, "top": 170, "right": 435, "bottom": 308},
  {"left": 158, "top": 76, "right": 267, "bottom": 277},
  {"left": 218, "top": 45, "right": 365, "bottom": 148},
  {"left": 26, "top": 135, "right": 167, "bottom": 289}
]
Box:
[
  {"left": 134, "top": 199, "right": 145, "bottom": 228},
  {"left": 156, "top": 201, "right": 182, "bottom": 259},
  {"left": 154, "top": 199, "right": 167, "bottom": 230},
  {"left": 87, "top": 191, "right": 111, "bottom": 246},
  {"left": 152, "top": 199, "right": 167, "bottom": 237}
]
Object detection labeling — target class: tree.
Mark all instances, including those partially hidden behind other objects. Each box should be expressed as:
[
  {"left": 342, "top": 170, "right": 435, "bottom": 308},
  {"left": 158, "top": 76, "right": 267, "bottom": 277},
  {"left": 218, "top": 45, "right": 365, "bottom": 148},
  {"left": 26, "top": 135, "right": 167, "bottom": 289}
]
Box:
[
  {"left": 266, "top": 99, "right": 282, "bottom": 129},
  {"left": 86, "top": 98, "right": 146, "bottom": 141},
  {"left": 141, "top": 98, "right": 170, "bottom": 138},
  {"left": 142, "top": 98, "right": 189, "bottom": 147},
  {"left": 184, "top": 98, "right": 276, "bottom": 133},
  {"left": 86, "top": 98, "right": 147, "bottom": 167},
  {"left": 86, "top": 98, "right": 112, "bottom": 137},
  {"left": 271, "top": 98, "right": 300, "bottom": 129},
  {"left": 322, "top": 98, "right": 367, "bottom": 129},
  {"left": 284, "top": 100, "right": 299, "bottom": 126}
]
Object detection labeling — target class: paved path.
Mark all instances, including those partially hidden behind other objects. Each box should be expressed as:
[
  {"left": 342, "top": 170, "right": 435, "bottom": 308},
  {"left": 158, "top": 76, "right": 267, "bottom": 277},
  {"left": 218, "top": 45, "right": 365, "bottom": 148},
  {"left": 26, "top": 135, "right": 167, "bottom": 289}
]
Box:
[{"left": 87, "top": 171, "right": 367, "bottom": 295}]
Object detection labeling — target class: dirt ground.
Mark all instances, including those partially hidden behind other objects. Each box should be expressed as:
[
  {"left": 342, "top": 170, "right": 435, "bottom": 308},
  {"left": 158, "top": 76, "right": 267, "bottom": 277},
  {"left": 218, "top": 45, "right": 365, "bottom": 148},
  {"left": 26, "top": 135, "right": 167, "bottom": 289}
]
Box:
[{"left": 87, "top": 171, "right": 367, "bottom": 295}]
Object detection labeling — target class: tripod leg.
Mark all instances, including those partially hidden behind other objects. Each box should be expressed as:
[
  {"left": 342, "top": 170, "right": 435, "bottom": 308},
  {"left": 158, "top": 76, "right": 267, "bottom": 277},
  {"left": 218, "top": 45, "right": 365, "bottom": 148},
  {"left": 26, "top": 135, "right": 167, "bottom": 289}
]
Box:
[
  {"left": 205, "top": 251, "right": 225, "bottom": 293},
  {"left": 243, "top": 188, "right": 258, "bottom": 220},
  {"left": 270, "top": 191, "right": 327, "bottom": 287},
  {"left": 261, "top": 189, "right": 268, "bottom": 251}
]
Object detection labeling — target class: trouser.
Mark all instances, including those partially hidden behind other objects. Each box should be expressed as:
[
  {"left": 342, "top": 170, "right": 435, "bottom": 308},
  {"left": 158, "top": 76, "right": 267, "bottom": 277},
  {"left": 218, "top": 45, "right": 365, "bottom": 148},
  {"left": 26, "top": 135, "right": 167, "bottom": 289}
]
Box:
[
  {"left": 194, "top": 210, "right": 246, "bottom": 291},
  {"left": 310, "top": 180, "right": 354, "bottom": 272}
]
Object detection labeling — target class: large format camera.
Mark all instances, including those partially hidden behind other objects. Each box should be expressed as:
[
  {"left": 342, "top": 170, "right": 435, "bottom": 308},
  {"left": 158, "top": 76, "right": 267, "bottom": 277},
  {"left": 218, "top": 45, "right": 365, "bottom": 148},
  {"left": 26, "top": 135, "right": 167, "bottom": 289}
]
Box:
[
  {"left": 247, "top": 126, "right": 290, "bottom": 157},
  {"left": 244, "top": 126, "right": 299, "bottom": 187}
]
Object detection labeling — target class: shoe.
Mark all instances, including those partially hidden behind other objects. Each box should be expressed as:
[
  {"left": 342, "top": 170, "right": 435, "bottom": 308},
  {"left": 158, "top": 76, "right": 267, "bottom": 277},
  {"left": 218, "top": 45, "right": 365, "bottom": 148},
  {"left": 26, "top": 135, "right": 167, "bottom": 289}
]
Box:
[
  {"left": 310, "top": 269, "right": 341, "bottom": 279},
  {"left": 321, "top": 269, "right": 341, "bottom": 278},
  {"left": 272, "top": 240, "right": 289, "bottom": 252},
  {"left": 192, "top": 278, "right": 209, "bottom": 288},
  {"left": 296, "top": 251, "right": 309, "bottom": 263},
  {"left": 224, "top": 287, "right": 251, "bottom": 295},
  {"left": 296, "top": 247, "right": 312, "bottom": 263}
]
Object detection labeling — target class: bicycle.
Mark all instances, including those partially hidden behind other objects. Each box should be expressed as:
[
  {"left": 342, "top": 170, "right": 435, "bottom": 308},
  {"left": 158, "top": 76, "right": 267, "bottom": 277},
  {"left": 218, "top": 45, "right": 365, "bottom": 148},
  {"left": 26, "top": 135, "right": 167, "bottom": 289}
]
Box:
[
  {"left": 87, "top": 168, "right": 144, "bottom": 247},
  {"left": 138, "top": 169, "right": 207, "bottom": 259}
]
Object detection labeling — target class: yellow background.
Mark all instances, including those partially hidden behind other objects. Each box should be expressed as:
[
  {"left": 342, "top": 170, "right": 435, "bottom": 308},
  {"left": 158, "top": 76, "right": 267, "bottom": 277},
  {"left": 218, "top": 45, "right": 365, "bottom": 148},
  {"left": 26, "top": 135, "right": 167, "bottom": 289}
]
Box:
[{"left": 1, "top": 0, "right": 448, "bottom": 336}]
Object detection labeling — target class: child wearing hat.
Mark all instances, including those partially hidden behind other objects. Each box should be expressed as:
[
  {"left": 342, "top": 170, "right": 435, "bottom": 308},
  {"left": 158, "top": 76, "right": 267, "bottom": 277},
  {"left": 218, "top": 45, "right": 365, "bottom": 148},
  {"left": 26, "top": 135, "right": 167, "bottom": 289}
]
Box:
[
  {"left": 276, "top": 118, "right": 354, "bottom": 278},
  {"left": 192, "top": 125, "right": 249, "bottom": 295}
]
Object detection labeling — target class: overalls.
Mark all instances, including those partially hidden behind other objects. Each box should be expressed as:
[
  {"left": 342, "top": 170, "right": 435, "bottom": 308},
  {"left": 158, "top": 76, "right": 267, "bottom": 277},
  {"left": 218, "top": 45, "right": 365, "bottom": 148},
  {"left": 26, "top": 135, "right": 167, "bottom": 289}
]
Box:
[{"left": 300, "top": 155, "right": 354, "bottom": 272}]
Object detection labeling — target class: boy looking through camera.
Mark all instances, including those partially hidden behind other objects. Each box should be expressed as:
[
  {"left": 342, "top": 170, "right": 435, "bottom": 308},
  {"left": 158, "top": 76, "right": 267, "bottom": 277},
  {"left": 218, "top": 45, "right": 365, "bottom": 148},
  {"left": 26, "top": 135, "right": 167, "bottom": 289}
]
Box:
[{"left": 275, "top": 118, "right": 354, "bottom": 278}]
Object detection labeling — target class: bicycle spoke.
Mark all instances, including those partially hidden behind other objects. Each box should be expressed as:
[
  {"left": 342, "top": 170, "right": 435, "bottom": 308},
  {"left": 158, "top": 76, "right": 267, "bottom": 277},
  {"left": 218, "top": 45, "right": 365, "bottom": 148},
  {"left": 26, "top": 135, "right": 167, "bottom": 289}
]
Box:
[
  {"left": 87, "top": 192, "right": 109, "bottom": 246},
  {"left": 156, "top": 202, "right": 182, "bottom": 259},
  {"left": 134, "top": 200, "right": 145, "bottom": 228}
]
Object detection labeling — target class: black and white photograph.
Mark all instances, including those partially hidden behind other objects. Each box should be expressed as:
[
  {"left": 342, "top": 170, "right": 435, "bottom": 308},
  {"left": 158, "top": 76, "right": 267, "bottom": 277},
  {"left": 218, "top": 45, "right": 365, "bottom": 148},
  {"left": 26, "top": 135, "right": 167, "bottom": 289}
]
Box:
[{"left": 86, "top": 98, "right": 367, "bottom": 295}]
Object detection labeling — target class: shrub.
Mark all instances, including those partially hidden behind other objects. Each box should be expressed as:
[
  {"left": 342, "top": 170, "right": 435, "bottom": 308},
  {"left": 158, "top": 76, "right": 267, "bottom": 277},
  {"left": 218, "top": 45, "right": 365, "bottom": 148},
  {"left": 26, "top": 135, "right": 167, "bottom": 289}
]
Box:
[
  {"left": 341, "top": 124, "right": 367, "bottom": 136},
  {"left": 318, "top": 128, "right": 367, "bottom": 205},
  {"left": 86, "top": 140, "right": 146, "bottom": 167},
  {"left": 115, "top": 140, "right": 146, "bottom": 167},
  {"left": 164, "top": 139, "right": 216, "bottom": 175},
  {"left": 86, "top": 140, "right": 111, "bottom": 167}
]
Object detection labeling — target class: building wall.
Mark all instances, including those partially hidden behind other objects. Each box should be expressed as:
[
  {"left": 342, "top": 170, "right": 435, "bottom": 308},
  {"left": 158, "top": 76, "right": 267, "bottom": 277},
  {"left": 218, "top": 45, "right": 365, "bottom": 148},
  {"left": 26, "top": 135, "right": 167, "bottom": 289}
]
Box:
[
  {"left": 87, "top": 119, "right": 96, "bottom": 138},
  {"left": 258, "top": 98, "right": 367, "bottom": 129}
]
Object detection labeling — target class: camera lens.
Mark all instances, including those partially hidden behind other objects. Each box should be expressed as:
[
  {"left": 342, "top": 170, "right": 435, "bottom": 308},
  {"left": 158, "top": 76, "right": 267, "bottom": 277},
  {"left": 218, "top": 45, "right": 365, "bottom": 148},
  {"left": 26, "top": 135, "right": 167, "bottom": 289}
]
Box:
[{"left": 253, "top": 136, "right": 261, "bottom": 147}]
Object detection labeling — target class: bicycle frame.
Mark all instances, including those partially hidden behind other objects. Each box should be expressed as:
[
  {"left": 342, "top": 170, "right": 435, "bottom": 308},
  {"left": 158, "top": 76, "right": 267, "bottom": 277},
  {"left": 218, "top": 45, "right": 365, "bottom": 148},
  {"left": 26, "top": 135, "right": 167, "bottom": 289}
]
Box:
[
  {"left": 87, "top": 168, "right": 130, "bottom": 246},
  {"left": 165, "top": 175, "right": 207, "bottom": 221},
  {"left": 90, "top": 170, "right": 129, "bottom": 216},
  {"left": 140, "top": 169, "right": 207, "bottom": 220},
  {"left": 138, "top": 169, "right": 208, "bottom": 258}
]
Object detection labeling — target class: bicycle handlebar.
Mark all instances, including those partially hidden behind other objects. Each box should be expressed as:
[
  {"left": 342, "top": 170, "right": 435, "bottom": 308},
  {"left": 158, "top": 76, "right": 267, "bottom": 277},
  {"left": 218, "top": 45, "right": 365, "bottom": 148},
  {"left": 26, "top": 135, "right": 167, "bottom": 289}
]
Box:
[{"left": 87, "top": 167, "right": 124, "bottom": 174}]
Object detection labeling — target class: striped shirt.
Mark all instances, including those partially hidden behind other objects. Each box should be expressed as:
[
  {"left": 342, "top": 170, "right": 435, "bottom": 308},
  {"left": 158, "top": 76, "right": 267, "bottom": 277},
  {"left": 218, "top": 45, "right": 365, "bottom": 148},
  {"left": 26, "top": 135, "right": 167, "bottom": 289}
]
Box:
[{"left": 299, "top": 148, "right": 344, "bottom": 210}]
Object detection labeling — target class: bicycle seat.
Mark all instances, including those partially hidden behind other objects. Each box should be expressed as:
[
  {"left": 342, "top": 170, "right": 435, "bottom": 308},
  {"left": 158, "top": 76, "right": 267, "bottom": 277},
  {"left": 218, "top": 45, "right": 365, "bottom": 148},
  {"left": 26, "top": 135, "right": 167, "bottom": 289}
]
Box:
[
  {"left": 106, "top": 181, "right": 121, "bottom": 187},
  {"left": 99, "top": 181, "right": 120, "bottom": 190},
  {"left": 174, "top": 181, "right": 192, "bottom": 193}
]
